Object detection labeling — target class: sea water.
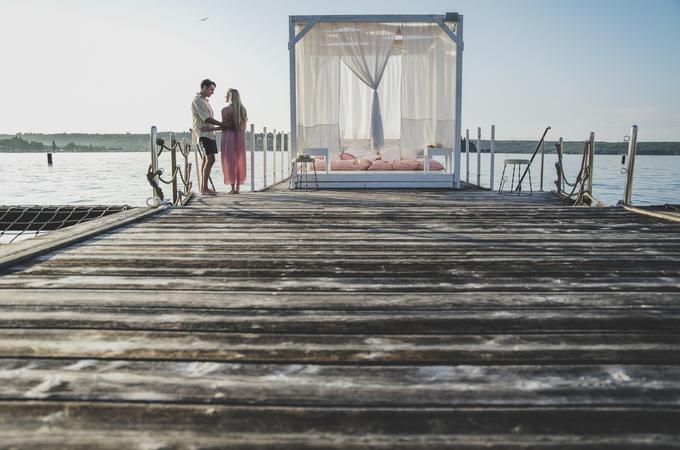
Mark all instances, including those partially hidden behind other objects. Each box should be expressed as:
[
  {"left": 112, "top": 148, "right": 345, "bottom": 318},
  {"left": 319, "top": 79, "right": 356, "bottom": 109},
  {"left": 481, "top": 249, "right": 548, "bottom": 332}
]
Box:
[{"left": 1, "top": 151, "right": 679, "bottom": 207}]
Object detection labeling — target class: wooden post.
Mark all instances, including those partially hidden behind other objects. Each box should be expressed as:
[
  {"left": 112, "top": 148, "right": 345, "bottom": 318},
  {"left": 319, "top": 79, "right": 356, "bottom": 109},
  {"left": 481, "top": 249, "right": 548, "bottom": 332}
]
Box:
[
  {"left": 588, "top": 131, "right": 595, "bottom": 195},
  {"left": 465, "top": 129, "right": 470, "bottom": 183},
  {"left": 476, "top": 127, "right": 481, "bottom": 186},
  {"left": 285, "top": 132, "right": 291, "bottom": 178},
  {"left": 48, "top": 141, "right": 55, "bottom": 165},
  {"left": 263, "top": 127, "right": 267, "bottom": 188},
  {"left": 453, "top": 15, "right": 463, "bottom": 189},
  {"left": 170, "top": 132, "right": 178, "bottom": 205},
  {"left": 150, "top": 126, "right": 159, "bottom": 200},
  {"left": 623, "top": 125, "right": 638, "bottom": 205},
  {"left": 280, "top": 132, "right": 285, "bottom": 180},
  {"left": 540, "top": 139, "right": 545, "bottom": 191},
  {"left": 183, "top": 137, "right": 190, "bottom": 195},
  {"left": 289, "top": 16, "right": 298, "bottom": 162},
  {"left": 272, "top": 129, "right": 278, "bottom": 183},
  {"left": 558, "top": 137, "right": 564, "bottom": 192},
  {"left": 489, "top": 125, "right": 495, "bottom": 191},
  {"left": 250, "top": 124, "right": 255, "bottom": 193}
]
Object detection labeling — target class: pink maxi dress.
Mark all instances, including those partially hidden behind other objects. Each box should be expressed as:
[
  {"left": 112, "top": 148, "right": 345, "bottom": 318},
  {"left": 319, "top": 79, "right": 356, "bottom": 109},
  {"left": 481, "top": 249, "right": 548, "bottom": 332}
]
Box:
[{"left": 220, "top": 105, "right": 247, "bottom": 186}]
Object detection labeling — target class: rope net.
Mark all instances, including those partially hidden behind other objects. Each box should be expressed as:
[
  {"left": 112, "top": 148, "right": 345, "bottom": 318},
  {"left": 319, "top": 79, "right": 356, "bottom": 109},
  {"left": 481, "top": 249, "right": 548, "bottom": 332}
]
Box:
[{"left": 0, "top": 205, "right": 128, "bottom": 244}]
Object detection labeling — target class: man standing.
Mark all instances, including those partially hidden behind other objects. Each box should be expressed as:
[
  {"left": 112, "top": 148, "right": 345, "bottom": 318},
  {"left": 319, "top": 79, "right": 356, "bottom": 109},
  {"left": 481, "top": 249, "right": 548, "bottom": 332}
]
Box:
[{"left": 192, "top": 79, "right": 226, "bottom": 194}]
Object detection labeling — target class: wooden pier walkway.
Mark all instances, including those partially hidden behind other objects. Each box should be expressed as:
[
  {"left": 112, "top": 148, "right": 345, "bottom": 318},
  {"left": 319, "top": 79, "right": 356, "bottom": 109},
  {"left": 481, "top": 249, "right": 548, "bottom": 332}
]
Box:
[{"left": 1, "top": 187, "right": 680, "bottom": 448}]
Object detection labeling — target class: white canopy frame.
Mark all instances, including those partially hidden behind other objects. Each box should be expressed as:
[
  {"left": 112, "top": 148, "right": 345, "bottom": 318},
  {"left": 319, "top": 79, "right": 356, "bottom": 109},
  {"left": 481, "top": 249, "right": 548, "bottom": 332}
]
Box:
[{"left": 289, "top": 14, "right": 464, "bottom": 189}]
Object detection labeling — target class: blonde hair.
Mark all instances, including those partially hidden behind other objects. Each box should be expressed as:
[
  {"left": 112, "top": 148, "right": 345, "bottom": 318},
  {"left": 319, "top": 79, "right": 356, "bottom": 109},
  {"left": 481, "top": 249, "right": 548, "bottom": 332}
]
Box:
[{"left": 227, "top": 88, "right": 248, "bottom": 130}]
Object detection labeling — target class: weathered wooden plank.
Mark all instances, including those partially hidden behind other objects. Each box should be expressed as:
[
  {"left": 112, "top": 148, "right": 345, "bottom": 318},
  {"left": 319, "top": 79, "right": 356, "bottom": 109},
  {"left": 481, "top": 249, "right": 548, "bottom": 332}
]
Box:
[
  {"left": 160, "top": 212, "right": 652, "bottom": 221},
  {"left": 83, "top": 231, "right": 680, "bottom": 242},
  {"left": 1, "top": 289, "right": 676, "bottom": 310},
  {"left": 2, "top": 330, "right": 679, "bottom": 364},
  {"left": 1, "top": 307, "right": 679, "bottom": 333},
  {"left": 126, "top": 218, "right": 679, "bottom": 227},
  {"left": 15, "top": 259, "right": 680, "bottom": 278},
  {"left": 34, "top": 253, "right": 680, "bottom": 265},
  {"left": 48, "top": 242, "right": 680, "bottom": 254},
  {"left": 1, "top": 274, "right": 678, "bottom": 292},
  {"left": 1, "top": 402, "right": 679, "bottom": 449},
  {"left": 146, "top": 216, "right": 663, "bottom": 224},
  {"left": 4, "top": 432, "right": 680, "bottom": 450},
  {"left": 2, "top": 359, "right": 680, "bottom": 406},
  {"left": 9, "top": 267, "right": 679, "bottom": 283},
  {"left": 37, "top": 254, "right": 680, "bottom": 264}
]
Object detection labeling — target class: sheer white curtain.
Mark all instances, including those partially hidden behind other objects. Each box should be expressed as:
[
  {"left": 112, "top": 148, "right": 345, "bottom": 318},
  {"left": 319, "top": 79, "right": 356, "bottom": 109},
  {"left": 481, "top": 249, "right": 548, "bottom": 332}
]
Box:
[
  {"left": 296, "top": 21, "right": 457, "bottom": 163},
  {"left": 400, "top": 23, "right": 457, "bottom": 159},
  {"left": 333, "top": 23, "right": 399, "bottom": 149},
  {"left": 296, "top": 23, "right": 341, "bottom": 157},
  {"left": 339, "top": 62, "right": 371, "bottom": 142}
]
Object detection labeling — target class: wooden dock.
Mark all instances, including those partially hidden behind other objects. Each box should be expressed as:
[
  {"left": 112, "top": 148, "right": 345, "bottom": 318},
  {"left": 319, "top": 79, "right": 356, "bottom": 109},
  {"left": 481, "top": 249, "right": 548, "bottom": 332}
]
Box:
[{"left": 1, "top": 187, "right": 679, "bottom": 448}]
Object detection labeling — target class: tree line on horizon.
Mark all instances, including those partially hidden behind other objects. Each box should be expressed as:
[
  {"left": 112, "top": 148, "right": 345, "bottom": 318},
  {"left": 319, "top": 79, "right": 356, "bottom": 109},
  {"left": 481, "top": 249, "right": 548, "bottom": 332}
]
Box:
[{"left": 1, "top": 133, "right": 679, "bottom": 155}]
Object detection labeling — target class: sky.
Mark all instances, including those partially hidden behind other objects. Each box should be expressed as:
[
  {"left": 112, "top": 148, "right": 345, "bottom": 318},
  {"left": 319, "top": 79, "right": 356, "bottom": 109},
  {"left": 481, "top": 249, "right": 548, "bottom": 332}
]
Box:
[{"left": 0, "top": 0, "right": 678, "bottom": 141}]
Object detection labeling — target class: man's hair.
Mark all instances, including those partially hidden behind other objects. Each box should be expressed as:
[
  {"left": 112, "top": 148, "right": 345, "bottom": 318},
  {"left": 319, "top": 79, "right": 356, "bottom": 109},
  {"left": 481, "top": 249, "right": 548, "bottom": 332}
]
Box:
[{"left": 200, "top": 79, "right": 216, "bottom": 89}]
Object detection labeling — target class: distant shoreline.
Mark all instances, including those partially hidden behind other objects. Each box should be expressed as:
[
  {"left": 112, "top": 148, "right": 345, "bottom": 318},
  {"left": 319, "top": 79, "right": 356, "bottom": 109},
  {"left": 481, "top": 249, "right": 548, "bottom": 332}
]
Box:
[
  {"left": 1, "top": 133, "right": 679, "bottom": 155},
  {"left": 4, "top": 148, "right": 680, "bottom": 155}
]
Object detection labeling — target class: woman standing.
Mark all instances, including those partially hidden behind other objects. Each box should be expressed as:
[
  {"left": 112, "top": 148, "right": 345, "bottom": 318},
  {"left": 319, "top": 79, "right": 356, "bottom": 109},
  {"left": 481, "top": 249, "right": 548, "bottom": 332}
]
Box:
[{"left": 220, "top": 88, "right": 248, "bottom": 194}]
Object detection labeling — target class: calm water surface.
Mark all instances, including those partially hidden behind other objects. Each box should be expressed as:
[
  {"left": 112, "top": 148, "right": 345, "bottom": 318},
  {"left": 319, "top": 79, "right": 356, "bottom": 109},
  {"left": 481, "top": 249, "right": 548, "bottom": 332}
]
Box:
[{"left": 1, "top": 151, "right": 679, "bottom": 206}]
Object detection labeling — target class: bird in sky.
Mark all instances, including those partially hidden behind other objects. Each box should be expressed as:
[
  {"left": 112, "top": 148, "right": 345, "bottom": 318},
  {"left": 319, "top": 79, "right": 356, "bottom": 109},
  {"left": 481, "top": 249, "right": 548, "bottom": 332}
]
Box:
[{"left": 199, "top": 17, "right": 209, "bottom": 22}]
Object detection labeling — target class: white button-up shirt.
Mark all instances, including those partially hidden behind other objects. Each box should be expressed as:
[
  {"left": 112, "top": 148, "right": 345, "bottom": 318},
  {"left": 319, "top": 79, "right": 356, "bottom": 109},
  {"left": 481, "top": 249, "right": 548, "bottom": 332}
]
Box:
[{"left": 191, "top": 93, "right": 216, "bottom": 145}]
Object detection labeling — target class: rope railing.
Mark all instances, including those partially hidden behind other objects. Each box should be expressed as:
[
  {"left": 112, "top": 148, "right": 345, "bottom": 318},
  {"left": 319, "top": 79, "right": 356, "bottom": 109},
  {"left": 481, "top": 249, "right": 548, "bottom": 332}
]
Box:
[
  {"left": 146, "top": 126, "right": 195, "bottom": 207},
  {"left": 554, "top": 133, "right": 604, "bottom": 207},
  {"left": 146, "top": 125, "right": 290, "bottom": 206}
]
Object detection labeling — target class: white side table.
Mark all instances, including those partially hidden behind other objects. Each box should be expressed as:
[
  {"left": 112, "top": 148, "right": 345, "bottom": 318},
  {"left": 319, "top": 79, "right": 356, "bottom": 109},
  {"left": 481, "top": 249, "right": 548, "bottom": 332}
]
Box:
[{"left": 423, "top": 147, "right": 453, "bottom": 173}]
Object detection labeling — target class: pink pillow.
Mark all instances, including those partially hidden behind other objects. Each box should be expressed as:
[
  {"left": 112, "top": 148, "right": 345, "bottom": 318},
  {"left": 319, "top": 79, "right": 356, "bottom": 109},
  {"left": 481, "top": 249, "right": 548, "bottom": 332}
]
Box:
[
  {"left": 355, "top": 159, "right": 372, "bottom": 170},
  {"left": 332, "top": 160, "right": 364, "bottom": 171},
  {"left": 340, "top": 152, "right": 356, "bottom": 160},
  {"left": 429, "top": 160, "right": 445, "bottom": 171},
  {"left": 392, "top": 159, "right": 420, "bottom": 171},
  {"left": 368, "top": 160, "right": 394, "bottom": 171},
  {"left": 417, "top": 159, "right": 445, "bottom": 171},
  {"left": 313, "top": 159, "right": 371, "bottom": 171},
  {"left": 309, "top": 155, "right": 325, "bottom": 169}
]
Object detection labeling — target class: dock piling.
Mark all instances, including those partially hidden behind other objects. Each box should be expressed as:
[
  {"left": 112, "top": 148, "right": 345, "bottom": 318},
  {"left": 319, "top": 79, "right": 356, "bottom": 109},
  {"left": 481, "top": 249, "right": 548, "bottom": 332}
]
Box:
[
  {"left": 476, "top": 127, "right": 481, "bottom": 186},
  {"left": 465, "top": 129, "right": 470, "bottom": 183},
  {"left": 273, "top": 129, "right": 278, "bottom": 183},
  {"left": 263, "top": 127, "right": 267, "bottom": 188},
  {"left": 588, "top": 132, "right": 595, "bottom": 196},
  {"left": 150, "top": 126, "right": 159, "bottom": 200},
  {"left": 489, "top": 125, "right": 495, "bottom": 190},
  {"left": 623, "top": 125, "right": 638, "bottom": 205},
  {"left": 170, "top": 132, "right": 178, "bottom": 205},
  {"left": 539, "top": 140, "right": 544, "bottom": 191},
  {"left": 250, "top": 124, "right": 256, "bottom": 192}
]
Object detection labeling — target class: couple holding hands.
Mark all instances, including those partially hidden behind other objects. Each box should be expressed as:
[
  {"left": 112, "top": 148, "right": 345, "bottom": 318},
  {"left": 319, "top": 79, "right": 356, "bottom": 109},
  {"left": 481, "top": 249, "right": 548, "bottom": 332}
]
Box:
[{"left": 191, "top": 78, "right": 248, "bottom": 195}]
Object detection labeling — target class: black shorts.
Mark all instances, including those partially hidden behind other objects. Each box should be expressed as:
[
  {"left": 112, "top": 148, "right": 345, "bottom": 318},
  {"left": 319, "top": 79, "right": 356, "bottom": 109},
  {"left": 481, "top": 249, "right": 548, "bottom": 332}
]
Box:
[{"left": 199, "top": 137, "right": 218, "bottom": 155}]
